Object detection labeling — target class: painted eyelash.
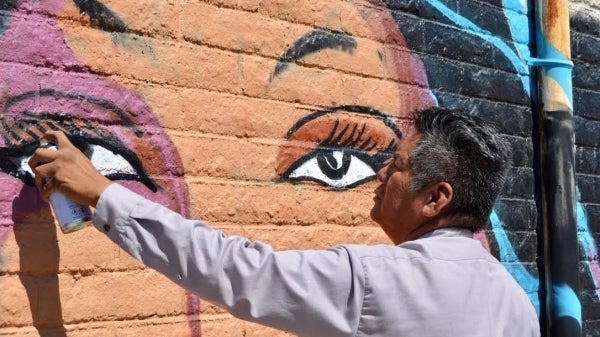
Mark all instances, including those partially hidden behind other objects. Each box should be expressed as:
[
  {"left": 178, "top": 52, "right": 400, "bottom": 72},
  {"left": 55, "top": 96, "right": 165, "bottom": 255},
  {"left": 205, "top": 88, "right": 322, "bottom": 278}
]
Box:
[
  {"left": 0, "top": 113, "right": 111, "bottom": 147},
  {"left": 319, "top": 119, "right": 398, "bottom": 154}
]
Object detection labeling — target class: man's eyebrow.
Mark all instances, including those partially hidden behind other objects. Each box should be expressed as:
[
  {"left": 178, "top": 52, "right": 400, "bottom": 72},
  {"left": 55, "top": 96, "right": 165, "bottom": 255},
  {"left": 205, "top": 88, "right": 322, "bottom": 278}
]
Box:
[
  {"left": 271, "top": 29, "right": 357, "bottom": 80},
  {"left": 394, "top": 153, "right": 405, "bottom": 166}
]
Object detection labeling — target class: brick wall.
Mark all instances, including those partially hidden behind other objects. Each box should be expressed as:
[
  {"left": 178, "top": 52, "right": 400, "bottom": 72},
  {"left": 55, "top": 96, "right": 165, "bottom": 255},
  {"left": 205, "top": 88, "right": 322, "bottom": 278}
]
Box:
[{"left": 0, "top": 0, "right": 598, "bottom": 336}]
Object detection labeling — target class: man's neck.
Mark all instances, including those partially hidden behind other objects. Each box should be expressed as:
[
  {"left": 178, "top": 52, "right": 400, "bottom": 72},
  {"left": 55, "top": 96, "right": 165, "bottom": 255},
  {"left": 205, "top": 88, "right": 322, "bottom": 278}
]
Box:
[{"left": 405, "top": 219, "right": 447, "bottom": 243}]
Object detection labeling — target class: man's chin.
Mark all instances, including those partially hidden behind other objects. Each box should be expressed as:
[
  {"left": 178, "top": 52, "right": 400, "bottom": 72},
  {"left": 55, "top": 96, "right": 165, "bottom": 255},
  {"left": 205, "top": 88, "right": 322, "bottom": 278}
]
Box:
[{"left": 370, "top": 207, "right": 381, "bottom": 224}]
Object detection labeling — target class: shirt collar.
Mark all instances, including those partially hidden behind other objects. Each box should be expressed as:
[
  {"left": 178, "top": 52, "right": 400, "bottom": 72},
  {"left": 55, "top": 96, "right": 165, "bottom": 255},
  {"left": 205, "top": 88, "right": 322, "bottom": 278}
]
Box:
[{"left": 416, "top": 227, "right": 474, "bottom": 240}]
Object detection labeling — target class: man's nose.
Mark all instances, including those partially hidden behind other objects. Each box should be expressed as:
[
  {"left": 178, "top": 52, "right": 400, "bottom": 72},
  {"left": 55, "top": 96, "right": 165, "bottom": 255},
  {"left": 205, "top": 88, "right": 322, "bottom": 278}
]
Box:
[{"left": 376, "top": 164, "right": 389, "bottom": 183}]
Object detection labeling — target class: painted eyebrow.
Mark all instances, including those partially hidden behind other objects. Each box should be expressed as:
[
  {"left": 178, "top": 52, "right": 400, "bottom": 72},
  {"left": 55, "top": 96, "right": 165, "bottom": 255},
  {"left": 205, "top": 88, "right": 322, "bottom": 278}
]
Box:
[
  {"left": 73, "top": 0, "right": 127, "bottom": 32},
  {"left": 271, "top": 29, "right": 357, "bottom": 80}
]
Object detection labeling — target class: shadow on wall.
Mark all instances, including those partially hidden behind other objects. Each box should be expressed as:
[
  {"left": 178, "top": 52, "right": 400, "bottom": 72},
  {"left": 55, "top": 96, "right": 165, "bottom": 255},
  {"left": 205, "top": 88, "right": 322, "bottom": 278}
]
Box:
[{"left": 12, "top": 185, "right": 67, "bottom": 337}]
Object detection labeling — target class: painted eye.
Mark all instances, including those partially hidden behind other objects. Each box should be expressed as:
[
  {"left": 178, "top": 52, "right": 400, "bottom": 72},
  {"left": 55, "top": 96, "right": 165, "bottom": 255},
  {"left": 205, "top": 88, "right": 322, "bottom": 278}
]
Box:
[
  {"left": 283, "top": 148, "right": 386, "bottom": 190},
  {"left": 12, "top": 140, "right": 156, "bottom": 192},
  {"left": 276, "top": 106, "right": 402, "bottom": 190},
  {"left": 0, "top": 114, "right": 156, "bottom": 192}
]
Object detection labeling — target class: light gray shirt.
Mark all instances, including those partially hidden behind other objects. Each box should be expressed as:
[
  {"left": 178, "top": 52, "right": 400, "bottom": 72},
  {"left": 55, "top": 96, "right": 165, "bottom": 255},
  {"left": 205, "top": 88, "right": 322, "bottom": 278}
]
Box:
[{"left": 92, "top": 183, "right": 540, "bottom": 337}]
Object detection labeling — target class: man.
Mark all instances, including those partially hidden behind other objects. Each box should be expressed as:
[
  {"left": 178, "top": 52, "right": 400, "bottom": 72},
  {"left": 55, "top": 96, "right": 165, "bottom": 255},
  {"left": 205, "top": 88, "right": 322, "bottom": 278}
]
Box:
[{"left": 29, "top": 106, "right": 540, "bottom": 337}]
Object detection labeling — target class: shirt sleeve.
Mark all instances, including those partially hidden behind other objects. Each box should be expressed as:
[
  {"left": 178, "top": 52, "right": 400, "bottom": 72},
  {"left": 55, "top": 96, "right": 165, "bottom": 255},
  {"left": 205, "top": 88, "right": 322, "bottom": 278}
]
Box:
[{"left": 91, "top": 183, "right": 364, "bottom": 337}]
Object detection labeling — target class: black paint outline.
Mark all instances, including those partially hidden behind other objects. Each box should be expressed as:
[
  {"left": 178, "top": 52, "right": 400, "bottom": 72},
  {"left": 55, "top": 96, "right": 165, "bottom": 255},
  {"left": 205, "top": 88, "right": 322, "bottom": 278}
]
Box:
[{"left": 271, "top": 29, "right": 357, "bottom": 80}]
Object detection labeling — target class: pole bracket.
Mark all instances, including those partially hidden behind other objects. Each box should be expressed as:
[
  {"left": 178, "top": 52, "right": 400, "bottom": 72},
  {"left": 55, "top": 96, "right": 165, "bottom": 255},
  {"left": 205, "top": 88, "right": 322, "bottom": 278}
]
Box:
[{"left": 527, "top": 57, "right": 574, "bottom": 69}]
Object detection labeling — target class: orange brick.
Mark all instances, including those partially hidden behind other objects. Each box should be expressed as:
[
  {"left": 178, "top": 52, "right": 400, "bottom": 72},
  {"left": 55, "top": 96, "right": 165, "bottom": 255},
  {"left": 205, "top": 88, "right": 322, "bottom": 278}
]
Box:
[
  {"left": 171, "top": 135, "right": 279, "bottom": 181},
  {"left": 1, "top": 222, "right": 146, "bottom": 275},
  {"left": 0, "top": 315, "right": 196, "bottom": 337},
  {"left": 182, "top": 2, "right": 419, "bottom": 83},
  {"left": 58, "top": 23, "right": 244, "bottom": 92},
  {"left": 117, "top": 81, "right": 185, "bottom": 131},
  {"left": 201, "top": 314, "right": 293, "bottom": 337},
  {"left": 0, "top": 270, "right": 190, "bottom": 327},
  {"left": 255, "top": 0, "right": 384, "bottom": 39},
  {"left": 245, "top": 58, "right": 433, "bottom": 115},
  {"left": 200, "top": 0, "right": 263, "bottom": 12},
  {"left": 176, "top": 88, "right": 313, "bottom": 138},
  {"left": 187, "top": 180, "right": 377, "bottom": 226}
]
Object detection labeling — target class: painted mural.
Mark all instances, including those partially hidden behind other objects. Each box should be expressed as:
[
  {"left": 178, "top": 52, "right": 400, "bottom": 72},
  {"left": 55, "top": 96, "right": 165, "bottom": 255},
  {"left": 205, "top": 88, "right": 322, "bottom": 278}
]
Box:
[
  {"left": 1, "top": 0, "right": 599, "bottom": 335},
  {"left": 0, "top": 0, "right": 201, "bottom": 335}
]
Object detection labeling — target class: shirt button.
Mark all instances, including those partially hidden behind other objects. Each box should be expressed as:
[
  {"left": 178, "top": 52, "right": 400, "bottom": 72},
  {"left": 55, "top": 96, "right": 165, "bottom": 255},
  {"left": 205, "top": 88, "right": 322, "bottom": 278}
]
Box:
[{"left": 103, "top": 224, "right": 111, "bottom": 233}]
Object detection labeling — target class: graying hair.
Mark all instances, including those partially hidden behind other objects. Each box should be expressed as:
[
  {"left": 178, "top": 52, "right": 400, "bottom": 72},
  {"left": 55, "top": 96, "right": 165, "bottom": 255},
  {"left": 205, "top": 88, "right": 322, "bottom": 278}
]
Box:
[{"left": 409, "top": 107, "right": 512, "bottom": 230}]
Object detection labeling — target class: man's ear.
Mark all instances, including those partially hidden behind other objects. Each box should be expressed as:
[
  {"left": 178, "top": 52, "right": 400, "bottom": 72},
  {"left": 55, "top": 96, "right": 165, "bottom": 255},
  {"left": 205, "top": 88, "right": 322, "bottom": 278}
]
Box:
[{"left": 421, "top": 182, "right": 453, "bottom": 218}]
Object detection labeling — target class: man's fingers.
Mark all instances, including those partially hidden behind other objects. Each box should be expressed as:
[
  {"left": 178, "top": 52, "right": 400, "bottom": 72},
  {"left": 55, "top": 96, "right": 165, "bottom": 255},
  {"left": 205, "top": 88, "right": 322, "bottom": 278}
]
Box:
[
  {"left": 28, "top": 130, "right": 72, "bottom": 174},
  {"left": 42, "top": 130, "right": 73, "bottom": 149},
  {"left": 32, "top": 162, "right": 56, "bottom": 200},
  {"left": 28, "top": 148, "right": 59, "bottom": 170}
]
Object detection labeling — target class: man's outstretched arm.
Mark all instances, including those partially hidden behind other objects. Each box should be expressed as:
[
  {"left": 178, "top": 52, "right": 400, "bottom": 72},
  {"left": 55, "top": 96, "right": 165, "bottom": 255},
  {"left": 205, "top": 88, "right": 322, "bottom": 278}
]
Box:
[{"left": 29, "top": 131, "right": 364, "bottom": 337}]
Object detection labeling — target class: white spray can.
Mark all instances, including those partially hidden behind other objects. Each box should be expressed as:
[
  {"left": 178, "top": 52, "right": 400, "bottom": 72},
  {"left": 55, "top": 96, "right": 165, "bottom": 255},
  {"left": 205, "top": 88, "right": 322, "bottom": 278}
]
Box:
[{"left": 39, "top": 140, "right": 92, "bottom": 233}]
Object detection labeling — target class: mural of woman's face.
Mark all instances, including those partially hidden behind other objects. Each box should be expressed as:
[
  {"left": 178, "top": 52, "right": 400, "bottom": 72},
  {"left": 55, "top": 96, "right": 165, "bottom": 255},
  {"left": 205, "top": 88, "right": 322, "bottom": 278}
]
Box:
[
  {"left": 44, "top": 0, "right": 433, "bottom": 226},
  {"left": 0, "top": 0, "right": 437, "bottom": 240},
  {"left": 0, "top": 0, "right": 433, "bottom": 333}
]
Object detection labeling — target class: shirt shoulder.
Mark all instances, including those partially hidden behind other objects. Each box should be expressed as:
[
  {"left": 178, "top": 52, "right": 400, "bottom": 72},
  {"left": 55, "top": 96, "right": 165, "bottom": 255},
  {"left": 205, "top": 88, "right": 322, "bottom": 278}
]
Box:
[{"left": 342, "top": 229, "right": 499, "bottom": 264}]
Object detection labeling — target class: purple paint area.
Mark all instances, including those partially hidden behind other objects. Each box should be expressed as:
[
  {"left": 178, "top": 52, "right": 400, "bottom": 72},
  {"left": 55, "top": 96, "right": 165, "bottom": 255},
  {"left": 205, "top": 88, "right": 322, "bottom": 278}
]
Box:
[
  {"left": 0, "top": 179, "right": 49, "bottom": 263},
  {"left": 1, "top": 58, "right": 187, "bottom": 208},
  {"left": 2, "top": 64, "right": 162, "bottom": 129},
  {"left": 10, "top": 185, "right": 48, "bottom": 220},
  {"left": 187, "top": 293, "right": 202, "bottom": 337},
  {"left": 0, "top": 1, "right": 198, "bottom": 333},
  {"left": 9, "top": 0, "right": 65, "bottom": 15},
  {"left": 0, "top": 7, "right": 80, "bottom": 70}
]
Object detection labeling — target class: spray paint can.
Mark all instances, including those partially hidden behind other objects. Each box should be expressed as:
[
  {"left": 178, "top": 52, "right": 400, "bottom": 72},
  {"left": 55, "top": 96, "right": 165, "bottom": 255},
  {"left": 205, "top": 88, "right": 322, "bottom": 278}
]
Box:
[{"left": 39, "top": 140, "right": 92, "bottom": 233}]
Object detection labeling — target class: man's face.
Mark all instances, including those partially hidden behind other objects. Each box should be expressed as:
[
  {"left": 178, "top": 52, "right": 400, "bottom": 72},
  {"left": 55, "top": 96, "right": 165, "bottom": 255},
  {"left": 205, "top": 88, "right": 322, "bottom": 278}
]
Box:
[{"left": 370, "top": 133, "right": 423, "bottom": 243}]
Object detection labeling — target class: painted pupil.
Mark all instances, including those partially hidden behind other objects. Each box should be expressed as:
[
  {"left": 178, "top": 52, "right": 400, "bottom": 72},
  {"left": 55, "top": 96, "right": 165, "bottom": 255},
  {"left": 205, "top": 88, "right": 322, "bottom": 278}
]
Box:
[{"left": 317, "top": 150, "right": 351, "bottom": 180}]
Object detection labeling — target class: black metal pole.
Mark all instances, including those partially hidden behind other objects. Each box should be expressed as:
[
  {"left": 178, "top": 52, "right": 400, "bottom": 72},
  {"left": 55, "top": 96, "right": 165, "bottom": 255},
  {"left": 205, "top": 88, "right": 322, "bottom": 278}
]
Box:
[
  {"left": 538, "top": 108, "right": 581, "bottom": 336},
  {"left": 533, "top": 0, "right": 581, "bottom": 335}
]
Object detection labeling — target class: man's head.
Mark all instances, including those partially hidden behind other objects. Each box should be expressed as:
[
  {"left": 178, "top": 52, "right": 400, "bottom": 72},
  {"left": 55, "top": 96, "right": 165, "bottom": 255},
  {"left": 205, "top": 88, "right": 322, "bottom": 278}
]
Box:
[{"left": 371, "top": 106, "right": 512, "bottom": 244}]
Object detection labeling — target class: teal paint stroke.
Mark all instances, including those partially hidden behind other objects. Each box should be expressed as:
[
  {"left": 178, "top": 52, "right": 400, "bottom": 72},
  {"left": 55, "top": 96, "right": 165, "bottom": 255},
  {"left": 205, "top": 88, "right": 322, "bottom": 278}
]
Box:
[
  {"left": 501, "top": 0, "right": 534, "bottom": 99},
  {"left": 490, "top": 210, "right": 541, "bottom": 315},
  {"left": 551, "top": 283, "right": 582, "bottom": 327},
  {"left": 490, "top": 189, "right": 599, "bottom": 321},
  {"left": 502, "top": 0, "right": 533, "bottom": 61},
  {"left": 422, "top": 0, "right": 531, "bottom": 95}
]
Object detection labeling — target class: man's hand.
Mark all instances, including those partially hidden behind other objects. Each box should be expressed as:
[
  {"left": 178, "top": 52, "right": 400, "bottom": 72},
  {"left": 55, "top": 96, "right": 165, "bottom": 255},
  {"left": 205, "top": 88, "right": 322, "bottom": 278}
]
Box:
[{"left": 28, "top": 131, "right": 112, "bottom": 207}]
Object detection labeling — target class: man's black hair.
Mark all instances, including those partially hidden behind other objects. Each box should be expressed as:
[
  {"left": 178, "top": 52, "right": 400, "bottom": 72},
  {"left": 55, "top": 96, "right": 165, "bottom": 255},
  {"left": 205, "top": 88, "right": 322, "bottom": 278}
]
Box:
[{"left": 409, "top": 106, "right": 512, "bottom": 230}]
